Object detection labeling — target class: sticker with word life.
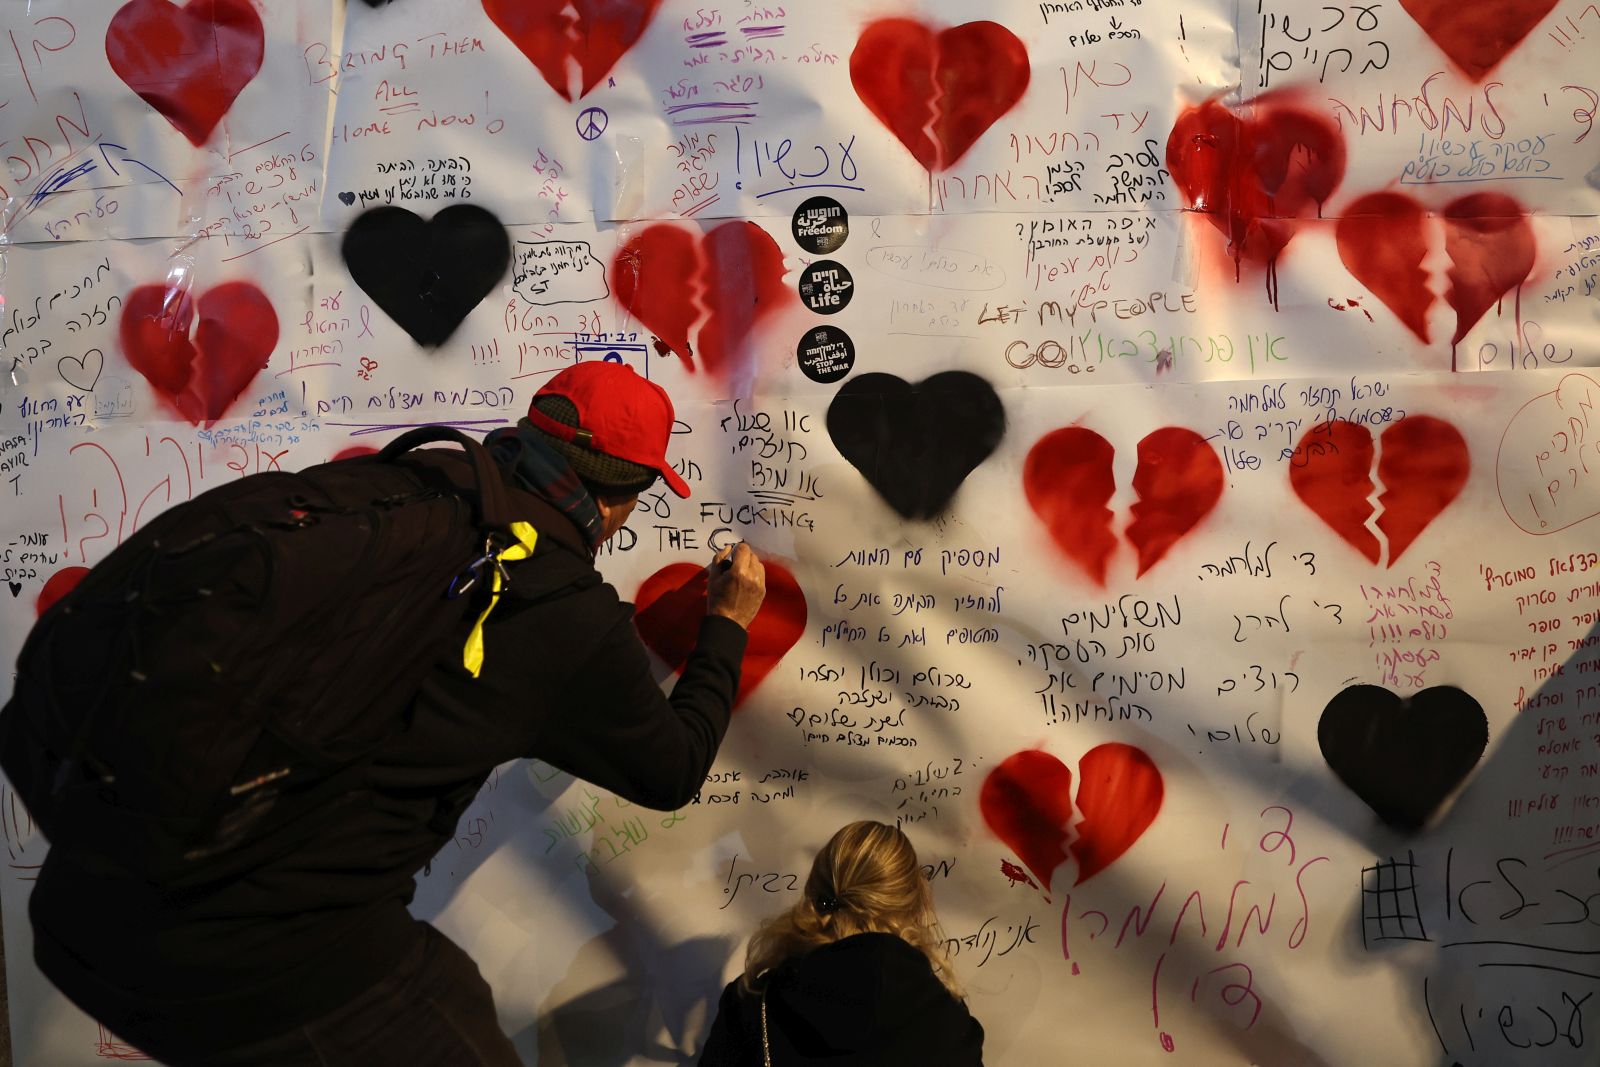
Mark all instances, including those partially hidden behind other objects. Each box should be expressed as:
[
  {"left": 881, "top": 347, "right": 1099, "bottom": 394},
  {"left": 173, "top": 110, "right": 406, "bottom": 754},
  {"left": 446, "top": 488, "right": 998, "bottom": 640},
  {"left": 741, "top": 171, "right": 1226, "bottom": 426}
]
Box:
[{"left": 798, "top": 260, "right": 853, "bottom": 314}]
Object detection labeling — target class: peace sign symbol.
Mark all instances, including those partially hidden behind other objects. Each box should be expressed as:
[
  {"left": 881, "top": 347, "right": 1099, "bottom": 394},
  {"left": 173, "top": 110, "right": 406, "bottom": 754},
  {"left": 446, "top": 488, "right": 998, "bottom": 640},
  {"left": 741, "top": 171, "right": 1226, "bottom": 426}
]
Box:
[{"left": 576, "top": 107, "right": 609, "bottom": 141}]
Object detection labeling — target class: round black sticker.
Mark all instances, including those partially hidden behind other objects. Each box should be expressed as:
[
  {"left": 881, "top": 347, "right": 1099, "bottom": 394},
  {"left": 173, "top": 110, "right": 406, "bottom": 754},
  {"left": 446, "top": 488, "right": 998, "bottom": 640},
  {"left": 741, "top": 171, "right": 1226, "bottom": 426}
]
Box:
[
  {"left": 796, "top": 325, "right": 856, "bottom": 383},
  {"left": 791, "top": 196, "right": 848, "bottom": 254},
  {"left": 798, "top": 259, "right": 853, "bottom": 314}
]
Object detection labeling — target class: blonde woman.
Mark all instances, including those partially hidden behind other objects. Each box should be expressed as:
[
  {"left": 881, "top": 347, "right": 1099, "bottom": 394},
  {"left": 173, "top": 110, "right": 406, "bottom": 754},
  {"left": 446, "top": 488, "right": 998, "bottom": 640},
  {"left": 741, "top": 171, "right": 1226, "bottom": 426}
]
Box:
[{"left": 698, "top": 821, "right": 984, "bottom": 1066}]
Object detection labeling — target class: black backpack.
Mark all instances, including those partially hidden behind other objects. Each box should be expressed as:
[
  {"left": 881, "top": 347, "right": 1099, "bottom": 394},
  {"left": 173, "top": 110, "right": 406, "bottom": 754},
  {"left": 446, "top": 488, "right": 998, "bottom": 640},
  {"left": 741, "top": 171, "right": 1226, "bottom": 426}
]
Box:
[{"left": 0, "top": 426, "right": 544, "bottom": 886}]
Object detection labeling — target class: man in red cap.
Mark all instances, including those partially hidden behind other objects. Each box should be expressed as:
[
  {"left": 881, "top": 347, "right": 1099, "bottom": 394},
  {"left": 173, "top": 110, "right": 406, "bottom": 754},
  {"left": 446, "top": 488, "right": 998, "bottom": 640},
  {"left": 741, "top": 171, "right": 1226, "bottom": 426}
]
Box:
[
  {"left": 28, "top": 361, "right": 767, "bottom": 1066},
  {"left": 508, "top": 359, "right": 698, "bottom": 548}
]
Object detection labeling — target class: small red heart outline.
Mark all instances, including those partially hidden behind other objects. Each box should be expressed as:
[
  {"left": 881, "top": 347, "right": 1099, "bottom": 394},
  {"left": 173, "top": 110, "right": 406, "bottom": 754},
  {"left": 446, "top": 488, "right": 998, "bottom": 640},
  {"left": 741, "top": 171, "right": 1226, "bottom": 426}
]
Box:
[
  {"left": 119, "top": 280, "right": 279, "bottom": 426},
  {"left": 483, "top": 0, "right": 665, "bottom": 101},
  {"left": 1336, "top": 191, "right": 1536, "bottom": 370},
  {"left": 849, "top": 18, "right": 1030, "bottom": 172},
  {"left": 105, "top": 0, "right": 265, "bottom": 146},
  {"left": 980, "top": 744, "right": 1164, "bottom": 893},
  {"left": 1288, "top": 415, "right": 1470, "bottom": 566},
  {"left": 1165, "top": 94, "right": 1346, "bottom": 305},
  {"left": 633, "top": 559, "right": 806, "bottom": 710},
  {"left": 612, "top": 221, "right": 791, "bottom": 386},
  {"left": 1024, "top": 426, "right": 1224, "bottom": 585},
  {"left": 1398, "top": 0, "right": 1559, "bottom": 81}
]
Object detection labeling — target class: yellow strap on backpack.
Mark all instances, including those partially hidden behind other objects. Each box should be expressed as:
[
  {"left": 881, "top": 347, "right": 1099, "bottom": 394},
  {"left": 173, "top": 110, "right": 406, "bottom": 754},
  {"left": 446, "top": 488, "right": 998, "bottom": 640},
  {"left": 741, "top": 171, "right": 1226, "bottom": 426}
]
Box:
[{"left": 461, "top": 521, "right": 539, "bottom": 677}]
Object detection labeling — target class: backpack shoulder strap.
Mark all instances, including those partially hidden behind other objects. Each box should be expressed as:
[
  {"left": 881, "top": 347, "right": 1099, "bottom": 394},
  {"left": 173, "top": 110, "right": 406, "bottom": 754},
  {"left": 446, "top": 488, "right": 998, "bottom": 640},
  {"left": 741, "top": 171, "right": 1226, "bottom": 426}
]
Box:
[
  {"left": 383, "top": 430, "right": 592, "bottom": 559},
  {"left": 377, "top": 426, "right": 518, "bottom": 529}
]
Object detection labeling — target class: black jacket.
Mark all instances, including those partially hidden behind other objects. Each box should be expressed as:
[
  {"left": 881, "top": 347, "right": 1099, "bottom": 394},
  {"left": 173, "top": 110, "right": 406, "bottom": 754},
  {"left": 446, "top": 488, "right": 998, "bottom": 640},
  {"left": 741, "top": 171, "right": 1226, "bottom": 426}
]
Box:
[
  {"left": 29, "top": 479, "right": 747, "bottom": 1051},
  {"left": 699, "top": 933, "right": 985, "bottom": 1067}
]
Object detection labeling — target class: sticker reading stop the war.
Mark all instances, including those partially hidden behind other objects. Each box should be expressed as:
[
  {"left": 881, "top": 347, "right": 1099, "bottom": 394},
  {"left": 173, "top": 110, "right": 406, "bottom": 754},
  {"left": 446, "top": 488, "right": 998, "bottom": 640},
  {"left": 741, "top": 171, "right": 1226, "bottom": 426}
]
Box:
[{"left": 796, "top": 324, "right": 856, "bottom": 383}]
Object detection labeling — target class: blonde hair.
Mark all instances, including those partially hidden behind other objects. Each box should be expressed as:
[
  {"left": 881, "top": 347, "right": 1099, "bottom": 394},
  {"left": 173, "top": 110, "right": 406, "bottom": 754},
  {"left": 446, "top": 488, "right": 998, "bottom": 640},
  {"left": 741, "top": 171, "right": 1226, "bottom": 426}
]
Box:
[{"left": 740, "top": 820, "right": 960, "bottom": 996}]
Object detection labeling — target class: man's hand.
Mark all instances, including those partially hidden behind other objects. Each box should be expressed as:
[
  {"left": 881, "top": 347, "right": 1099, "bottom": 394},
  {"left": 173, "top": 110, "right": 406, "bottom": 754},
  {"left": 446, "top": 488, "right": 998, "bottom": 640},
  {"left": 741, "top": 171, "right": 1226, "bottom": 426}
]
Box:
[{"left": 707, "top": 543, "right": 766, "bottom": 628}]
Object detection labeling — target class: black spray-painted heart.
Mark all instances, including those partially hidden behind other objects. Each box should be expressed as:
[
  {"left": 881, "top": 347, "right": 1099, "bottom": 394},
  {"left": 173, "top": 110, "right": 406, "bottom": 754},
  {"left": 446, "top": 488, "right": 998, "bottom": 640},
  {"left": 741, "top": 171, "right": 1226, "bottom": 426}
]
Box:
[
  {"left": 1318, "top": 684, "right": 1488, "bottom": 831},
  {"left": 826, "top": 371, "right": 1006, "bottom": 520},
  {"left": 341, "top": 204, "right": 511, "bottom": 347},
  {"left": 337, "top": 191, "right": 356, "bottom": 205},
  {"left": 7, "top": 581, "right": 21, "bottom": 598}
]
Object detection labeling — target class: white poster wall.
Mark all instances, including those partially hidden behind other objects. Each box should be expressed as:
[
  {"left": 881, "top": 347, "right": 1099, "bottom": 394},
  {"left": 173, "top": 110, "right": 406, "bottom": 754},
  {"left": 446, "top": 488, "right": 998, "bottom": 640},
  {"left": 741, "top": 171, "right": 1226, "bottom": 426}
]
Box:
[{"left": 3, "top": 1, "right": 1599, "bottom": 1064}]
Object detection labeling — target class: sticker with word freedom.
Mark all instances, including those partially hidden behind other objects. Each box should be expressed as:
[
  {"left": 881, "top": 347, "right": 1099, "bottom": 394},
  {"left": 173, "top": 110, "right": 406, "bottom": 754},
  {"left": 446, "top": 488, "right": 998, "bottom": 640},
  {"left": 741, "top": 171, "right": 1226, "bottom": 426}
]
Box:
[{"left": 791, "top": 195, "right": 848, "bottom": 254}]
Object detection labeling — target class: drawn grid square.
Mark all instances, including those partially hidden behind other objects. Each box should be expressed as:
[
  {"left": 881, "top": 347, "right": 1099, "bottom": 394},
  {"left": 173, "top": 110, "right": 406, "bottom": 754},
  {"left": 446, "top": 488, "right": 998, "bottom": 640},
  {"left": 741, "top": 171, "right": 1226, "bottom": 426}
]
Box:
[{"left": 1361, "top": 852, "right": 1429, "bottom": 947}]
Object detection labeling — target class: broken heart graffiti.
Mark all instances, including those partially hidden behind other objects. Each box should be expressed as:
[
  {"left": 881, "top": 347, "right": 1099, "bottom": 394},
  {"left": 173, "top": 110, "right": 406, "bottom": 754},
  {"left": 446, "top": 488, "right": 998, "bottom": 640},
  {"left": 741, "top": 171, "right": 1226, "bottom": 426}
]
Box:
[
  {"left": 1024, "top": 426, "right": 1224, "bottom": 583},
  {"left": 1165, "top": 94, "right": 1346, "bottom": 307},
  {"left": 483, "top": 0, "right": 664, "bottom": 101},
  {"left": 850, "top": 18, "right": 1030, "bottom": 172},
  {"left": 118, "top": 281, "right": 279, "bottom": 427},
  {"left": 1336, "top": 191, "right": 1536, "bottom": 370},
  {"left": 633, "top": 560, "right": 807, "bottom": 710},
  {"left": 980, "top": 744, "right": 1164, "bottom": 894},
  {"left": 1398, "top": 0, "right": 1559, "bottom": 81},
  {"left": 612, "top": 221, "right": 791, "bottom": 388},
  {"left": 1288, "top": 416, "right": 1470, "bottom": 566}
]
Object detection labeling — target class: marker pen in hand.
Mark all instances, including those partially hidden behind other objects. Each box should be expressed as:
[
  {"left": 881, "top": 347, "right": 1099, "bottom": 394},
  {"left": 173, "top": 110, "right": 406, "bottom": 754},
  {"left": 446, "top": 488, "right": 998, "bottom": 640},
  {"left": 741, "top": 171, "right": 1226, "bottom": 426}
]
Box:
[{"left": 718, "top": 542, "right": 742, "bottom": 571}]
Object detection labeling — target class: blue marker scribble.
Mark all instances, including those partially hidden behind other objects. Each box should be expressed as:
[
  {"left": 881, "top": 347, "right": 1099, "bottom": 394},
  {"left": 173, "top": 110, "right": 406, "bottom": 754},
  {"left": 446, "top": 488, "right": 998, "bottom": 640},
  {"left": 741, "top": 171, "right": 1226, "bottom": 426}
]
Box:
[{"left": 26, "top": 141, "right": 179, "bottom": 212}]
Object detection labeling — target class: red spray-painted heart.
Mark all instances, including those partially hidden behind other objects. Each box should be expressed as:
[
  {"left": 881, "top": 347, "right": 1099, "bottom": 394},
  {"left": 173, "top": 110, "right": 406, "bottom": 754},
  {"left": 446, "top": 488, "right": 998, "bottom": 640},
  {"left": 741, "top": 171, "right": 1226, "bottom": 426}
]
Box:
[
  {"left": 850, "top": 19, "right": 1030, "bottom": 172},
  {"left": 483, "top": 0, "right": 665, "bottom": 101},
  {"left": 119, "top": 281, "right": 278, "bottom": 426},
  {"left": 980, "top": 744, "right": 1164, "bottom": 892},
  {"left": 980, "top": 750, "right": 1073, "bottom": 894},
  {"left": 1024, "top": 426, "right": 1223, "bottom": 584},
  {"left": 1126, "top": 427, "right": 1225, "bottom": 577},
  {"left": 633, "top": 560, "right": 806, "bottom": 710},
  {"left": 1373, "top": 415, "right": 1473, "bottom": 564},
  {"left": 1442, "top": 193, "right": 1536, "bottom": 349},
  {"left": 1288, "top": 416, "right": 1469, "bottom": 566},
  {"left": 37, "top": 567, "right": 90, "bottom": 617},
  {"left": 1398, "top": 0, "right": 1559, "bottom": 81},
  {"left": 1336, "top": 191, "right": 1535, "bottom": 366},
  {"left": 612, "top": 221, "right": 790, "bottom": 386},
  {"left": 1287, "top": 419, "right": 1379, "bottom": 563},
  {"left": 1334, "top": 193, "right": 1434, "bottom": 343},
  {"left": 1165, "top": 95, "right": 1345, "bottom": 303},
  {"left": 105, "top": 0, "right": 265, "bottom": 146},
  {"left": 1024, "top": 427, "right": 1118, "bottom": 585}
]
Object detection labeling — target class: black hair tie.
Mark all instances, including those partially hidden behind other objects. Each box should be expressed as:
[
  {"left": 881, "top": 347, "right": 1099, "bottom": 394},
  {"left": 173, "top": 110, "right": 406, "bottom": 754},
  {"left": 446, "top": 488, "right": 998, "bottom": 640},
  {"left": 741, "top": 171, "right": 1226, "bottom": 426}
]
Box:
[{"left": 816, "top": 893, "right": 838, "bottom": 914}]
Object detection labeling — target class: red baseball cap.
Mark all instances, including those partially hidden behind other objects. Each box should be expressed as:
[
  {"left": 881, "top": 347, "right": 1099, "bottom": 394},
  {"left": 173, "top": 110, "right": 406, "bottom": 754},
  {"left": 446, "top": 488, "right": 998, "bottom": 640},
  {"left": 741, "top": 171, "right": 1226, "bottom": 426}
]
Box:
[{"left": 527, "top": 362, "right": 691, "bottom": 498}]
